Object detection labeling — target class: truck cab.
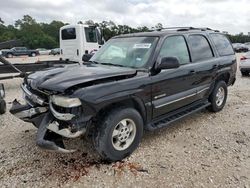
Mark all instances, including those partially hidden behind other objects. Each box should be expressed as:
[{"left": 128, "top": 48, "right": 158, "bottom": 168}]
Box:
[{"left": 60, "top": 24, "right": 103, "bottom": 62}]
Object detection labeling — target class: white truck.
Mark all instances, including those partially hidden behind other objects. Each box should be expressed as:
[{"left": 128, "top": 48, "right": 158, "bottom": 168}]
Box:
[{"left": 60, "top": 24, "right": 103, "bottom": 62}]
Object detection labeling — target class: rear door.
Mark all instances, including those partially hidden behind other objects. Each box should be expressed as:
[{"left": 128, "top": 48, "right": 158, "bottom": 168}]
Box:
[
  {"left": 186, "top": 34, "right": 218, "bottom": 100},
  {"left": 14, "top": 47, "right": 22, "bottom": 56},
  {"left": 151, "top": 35, "right": 199, "bottom": 119},
  {"left": 21, "top": 47, "right": 28, "bottom": 55}
]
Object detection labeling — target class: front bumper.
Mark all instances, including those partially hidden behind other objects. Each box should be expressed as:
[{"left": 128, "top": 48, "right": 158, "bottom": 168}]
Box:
[{"left": 10, "top": 99, "right": 88, "bottom": 153}]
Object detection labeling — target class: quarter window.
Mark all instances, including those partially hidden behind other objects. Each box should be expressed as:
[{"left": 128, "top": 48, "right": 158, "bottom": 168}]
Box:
[
  {"left": 62, "top": 28, "right": 76, "bottom": 40},
  {"left": 188, "top": 35, "right": 213, "bottom": 61},
  {"left": 210, "top": 34, "right": 234, "bottom": 56},
  {"left": 159, "top": 36, "right": 190, "bottom": 65}
]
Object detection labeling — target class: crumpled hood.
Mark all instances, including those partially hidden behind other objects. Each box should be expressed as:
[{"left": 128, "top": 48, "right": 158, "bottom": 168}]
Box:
[{"left": 27, "top": 64, "right": 137, "bottom": 92}]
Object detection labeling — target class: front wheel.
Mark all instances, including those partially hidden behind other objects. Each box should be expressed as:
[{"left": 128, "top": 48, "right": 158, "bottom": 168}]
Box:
[
  {"left": 31, "top": 53, "right": 36, "bottom": 57},
  {"left": 6, "top": 53, "right": 13, "bottom": 58},
  {"left": 93, "top": 108, "right": 143, "bottom": 162},
  {"left": 207, "top": 81, "right": 228, "bottom": 112}
]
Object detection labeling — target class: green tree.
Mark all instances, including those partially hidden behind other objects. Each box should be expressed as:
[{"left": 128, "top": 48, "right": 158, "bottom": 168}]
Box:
[{"left": 1, "top": 15, "right": 250, "bottom": 49}]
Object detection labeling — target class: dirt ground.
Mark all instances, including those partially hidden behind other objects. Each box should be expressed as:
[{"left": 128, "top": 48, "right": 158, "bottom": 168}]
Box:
[{"left": 0, "top": 54, "right": 249, "bottom": 188}]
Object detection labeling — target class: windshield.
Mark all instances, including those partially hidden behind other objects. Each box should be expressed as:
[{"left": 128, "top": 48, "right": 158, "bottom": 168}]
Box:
[{"left": 90, "top": 37, "right": 158, "bottom": 68}]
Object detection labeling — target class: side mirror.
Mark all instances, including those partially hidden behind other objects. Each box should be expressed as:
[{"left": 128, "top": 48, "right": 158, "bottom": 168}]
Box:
[
  {"left": 156, "top": 57, "right": 180, "bottom": 70},
  {"left": 82, "top": 54, "right": 93, "bottom": 62}
]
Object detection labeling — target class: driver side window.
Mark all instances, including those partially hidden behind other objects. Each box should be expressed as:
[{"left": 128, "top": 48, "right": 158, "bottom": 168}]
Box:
[{"left": 159, "top": 36, "right": 190, "bottom": 65}]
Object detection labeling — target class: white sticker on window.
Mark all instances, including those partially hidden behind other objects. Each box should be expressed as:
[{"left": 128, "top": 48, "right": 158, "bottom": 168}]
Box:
[{"left": 133, "top": 43, "right": 152, "bottom": 49}]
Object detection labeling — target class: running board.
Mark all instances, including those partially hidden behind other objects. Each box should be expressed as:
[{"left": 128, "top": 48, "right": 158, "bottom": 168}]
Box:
[{"left": 146, "top": 101, "right": 211, "bottom": 131}]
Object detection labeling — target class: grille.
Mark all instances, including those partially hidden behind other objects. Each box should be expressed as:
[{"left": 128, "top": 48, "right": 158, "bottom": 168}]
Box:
[{"left": 22, "top": 84, "right": 48, "bottom": 105}]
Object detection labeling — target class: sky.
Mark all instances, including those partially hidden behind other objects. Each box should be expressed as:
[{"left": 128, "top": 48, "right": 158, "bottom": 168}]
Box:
[{"left": 0, "top": 0, "right": 250, "bottom": 34}]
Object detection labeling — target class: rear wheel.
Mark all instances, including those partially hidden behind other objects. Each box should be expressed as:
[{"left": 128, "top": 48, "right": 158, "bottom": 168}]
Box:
[
  {"left": 0, "top": 100, "right": 6, "bottom": 114},
  {"left": 207, "top": 81, "right": 228, "bottom": 112},
  {"left": 241, "top": 71, "right": 249, "bottom": 76},
  {"left": 93, "top": 107, "right": 143, "bottom": 162},
  {"left": 31, "top": 52, "right": 36, "bottom": 57}
]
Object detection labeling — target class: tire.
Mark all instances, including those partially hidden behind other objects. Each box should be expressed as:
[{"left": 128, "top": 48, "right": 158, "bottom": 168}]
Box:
[
  {"left": 0, "top": 100, "right": 6, "bottom": 114},
  {"left": 207, "top": 81, "right": 228, "bottom": 112},
  {"left": 31, "top": 53, "right": 36, "bottom": 57},
  {"left": 241, "top": 71, "right": 249, "bottom": 76},
  {"left": 6, "top": 53, "right": 13, "bottom": 58},
  {"left": 93, "top": 107, "right": 144, "bottom": 162}
]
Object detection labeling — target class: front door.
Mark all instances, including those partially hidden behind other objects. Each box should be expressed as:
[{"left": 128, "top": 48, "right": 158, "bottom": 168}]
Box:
[{"left": 151, "top": 35, "right": 198, "bottom": 119}]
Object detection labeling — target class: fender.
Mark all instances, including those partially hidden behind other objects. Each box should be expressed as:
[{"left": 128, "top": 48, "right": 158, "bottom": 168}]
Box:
[{"left": 88, "top": 89, "right": 149, "bottom": 124}]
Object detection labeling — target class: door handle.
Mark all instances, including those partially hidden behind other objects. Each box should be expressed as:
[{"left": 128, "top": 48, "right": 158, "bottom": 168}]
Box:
[
  {"left": 189, "top": 70, "right": 196, "bottom": 74},
  {"left": 213, "top": 64, "right": 218, "bottom": 69}
]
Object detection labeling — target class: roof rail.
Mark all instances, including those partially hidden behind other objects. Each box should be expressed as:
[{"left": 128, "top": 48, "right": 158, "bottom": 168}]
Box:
[
  {"left": 155, "top": 27, "right": 194, "bottom": 31},
  {"left": 155, "top": 27, "right": 220, "bottom": 32}
]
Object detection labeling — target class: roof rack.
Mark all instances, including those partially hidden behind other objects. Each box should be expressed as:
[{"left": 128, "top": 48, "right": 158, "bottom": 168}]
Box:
[{"left": 155, "top": 27, "right": 220, "bottom": 32}]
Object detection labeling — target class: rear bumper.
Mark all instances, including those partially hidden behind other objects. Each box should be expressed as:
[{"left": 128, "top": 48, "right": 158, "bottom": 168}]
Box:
[{"left": 10, "top": 100, "right": 88, "bottom": 153}]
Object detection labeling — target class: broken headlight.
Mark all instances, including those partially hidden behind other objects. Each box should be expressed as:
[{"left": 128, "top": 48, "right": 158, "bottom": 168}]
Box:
[
  {"left": 51, "top": 95, "right": 81, "bottom": 108},
  {"left": 0, "top": 83, "right": 5, "bottom": 98}
]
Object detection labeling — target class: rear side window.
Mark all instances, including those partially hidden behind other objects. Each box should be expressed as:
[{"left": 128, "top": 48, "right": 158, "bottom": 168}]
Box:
[
  {"left": 210, "top": 34, "right": 234, "bottom": 56},
  {"left": 159, "top": 35, "right": 190, "bottom": 65},
  {"left": 62, "top": 28, "right": 76, "bottom": 40},
  {"left": 188, "top": 35, "right": 213, "bottom": 62},
  {"left": 85, "top": 27, "right": 97, "bottom": 43}
]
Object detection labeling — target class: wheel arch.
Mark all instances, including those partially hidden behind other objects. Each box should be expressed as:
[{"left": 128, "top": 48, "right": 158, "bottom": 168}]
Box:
[
  {"left": 6, "top": 52, "right": 13, "bottom": 57},
  {"left": 215, "top": 72, "right": 231, "bottom": 85},
  {"left": 95, "top": 96, "right": 147, "bottom": 125}
]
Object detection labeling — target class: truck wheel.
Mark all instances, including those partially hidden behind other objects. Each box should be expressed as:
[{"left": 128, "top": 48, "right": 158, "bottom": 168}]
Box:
[
  {"left": 0, "top": 100, "right": 6, "bottom": 114},
  {"left": 7, "top": 53, "right": 13, "bottom": 58},
  {"left": 31, "top": 53, "right": 36, "bottom": 57},
  {"left": 241, "top": 71, "right": 249, "bottom": 76},
  {"left": 207, "top": 81, "right": 228, "bottom": 112},
  {"left": 93, "top": 108, "right": 143, "bottom": 162}
]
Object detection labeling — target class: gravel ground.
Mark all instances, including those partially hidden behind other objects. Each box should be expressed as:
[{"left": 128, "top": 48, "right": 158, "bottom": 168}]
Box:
[{"left": 0, "top": 54, "right": 249, "bottom": 188}]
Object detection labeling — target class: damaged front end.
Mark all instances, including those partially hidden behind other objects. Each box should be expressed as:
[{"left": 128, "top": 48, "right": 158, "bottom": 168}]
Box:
[{"left": 10, "top": 83, "right": 89, "bottom": 153}]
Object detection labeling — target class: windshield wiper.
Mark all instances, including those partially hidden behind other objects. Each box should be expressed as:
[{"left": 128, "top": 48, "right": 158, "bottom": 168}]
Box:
[
  {"left": 99, "top": 63, "right": 126, "bottom": 67},
  {"left": 89, "top": 60, "right": 99, "bottom": 64},
  {"left": 82, "top": 60, "right": 99, "bottom": 65}
]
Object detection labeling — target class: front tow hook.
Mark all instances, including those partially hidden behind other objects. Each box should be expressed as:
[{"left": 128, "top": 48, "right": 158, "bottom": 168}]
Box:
[{"left": 36, "top": 113, "right": 76, "bottom": 153}]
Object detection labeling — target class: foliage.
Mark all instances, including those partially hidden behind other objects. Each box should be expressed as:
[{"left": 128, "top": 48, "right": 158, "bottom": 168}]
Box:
[
  {"left": 227, "top": 34, "right": 250, "bottom": 43},
  {"left": 0, "top": 15, "right": 64, "bottom": 49},
  {"left": 0, "top": 15, "right": 249, "bottom": 49}
]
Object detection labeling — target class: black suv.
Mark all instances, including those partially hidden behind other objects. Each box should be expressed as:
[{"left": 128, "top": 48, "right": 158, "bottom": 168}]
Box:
[{"left": 10, "top": 27, "right": 236, "bottom": 161}]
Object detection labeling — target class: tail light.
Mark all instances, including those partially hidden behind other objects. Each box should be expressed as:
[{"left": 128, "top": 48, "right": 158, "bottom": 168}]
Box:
[{"left": 240, "top": 56, "right": 247, "bottom": 60}]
